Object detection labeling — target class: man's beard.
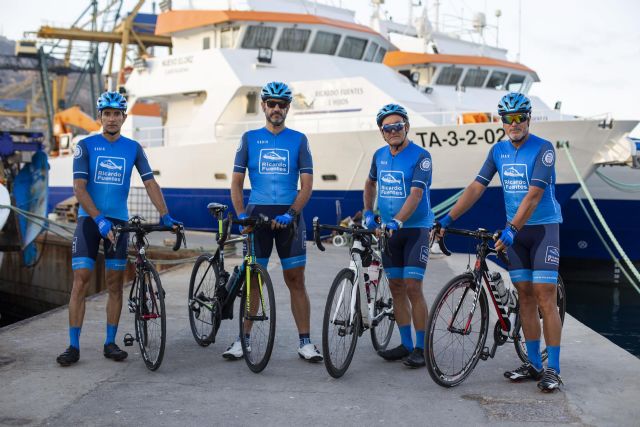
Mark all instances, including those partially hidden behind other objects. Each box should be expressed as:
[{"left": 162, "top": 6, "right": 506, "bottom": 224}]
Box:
[{"left": 267, "top": 113, "right": 285, "bottom": 126}]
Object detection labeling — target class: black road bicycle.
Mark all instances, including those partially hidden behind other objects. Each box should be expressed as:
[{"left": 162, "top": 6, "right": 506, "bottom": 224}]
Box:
[
  {"left": 115, "top": 216, "right": 185, "bottom": 371},
  {"left": 313, "top": 218, "right": 395, "bottom": 378},
  {"left": 187, "top": 203, "right": 281, "bottom": 373},
  {"left": 425, "top": 226, "right": 566, "bottom": 387}
]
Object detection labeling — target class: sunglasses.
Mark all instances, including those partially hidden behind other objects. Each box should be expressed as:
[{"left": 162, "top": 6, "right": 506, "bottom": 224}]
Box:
[
  {"left": 501, "top": 113, "right": 529, "bottom": 125},
  {"left": 381, "top": 122, "right": 406, "bottom": 133},
  {"left": 265, "top": 100, "right": 289, "bottom": 109}
]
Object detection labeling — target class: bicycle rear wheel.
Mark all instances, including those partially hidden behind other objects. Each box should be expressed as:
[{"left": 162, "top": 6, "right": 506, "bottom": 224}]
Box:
[
  {"left": 188, "top": 254, "right": 220, "bottom": 346},
  {"left": 239, "top": 263, "right": 276, "bottom": 373},
  {"left": 322, "top": 268, "right": 360, "bottom": 378},
  {"left": 135, "top": 264, "right": 166, "bottom": 371},
  {"left": 426, "top": 274, "right": 489, "bottom": 387},
  {"left": 370, "top": 268, "right": 394, "bottom": 351},
  {"left": 514, "top": 275, "right": 567, "bottom": 363}
]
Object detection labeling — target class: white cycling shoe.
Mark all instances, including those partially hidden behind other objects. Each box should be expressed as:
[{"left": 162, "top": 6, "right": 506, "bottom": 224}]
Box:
[
  {"left": 222, "top": 339, "right": 244, "bottom": 360},
  {"left": 297, "top": 343, "right": 323, "bottom": 362}
]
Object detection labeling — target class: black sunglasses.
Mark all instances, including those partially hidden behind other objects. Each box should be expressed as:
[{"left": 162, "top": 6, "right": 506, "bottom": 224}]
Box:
[
  {"left": 265, "top": 100, "right": 290, "bottom": 109},
  {"left": 381, "top": 122, "right": 406, "bottom": 133}
]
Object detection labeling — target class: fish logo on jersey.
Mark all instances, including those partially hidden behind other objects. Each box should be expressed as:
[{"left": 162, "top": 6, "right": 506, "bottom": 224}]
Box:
[
  {"left": 379, "top": 170, "right": 406, "bottom": 198},
  {"left": 259, "top": 148, "right": 289, "bottom": 174},
  {"left": 95, "top": 156, "right": 126, "bottom": 185}
]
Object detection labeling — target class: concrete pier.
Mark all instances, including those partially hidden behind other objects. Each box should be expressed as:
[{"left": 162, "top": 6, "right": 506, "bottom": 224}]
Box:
[{"left": 1, "top": 243, "right": 638, "bottom": 426}]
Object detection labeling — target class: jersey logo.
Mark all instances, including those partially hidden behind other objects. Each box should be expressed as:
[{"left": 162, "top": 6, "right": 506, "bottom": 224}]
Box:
[
  {"left": 542, "top": 150, "right": 555, "bottom": 167},
  {"left": 259, "top": 149, "right": 289, "bottom": 175},
  {"left": 501, "top": 164, "right": 529, "bottom": 193},
  {"left": 420, "top": 245, "right": 429, "bottom": 263},
  {"left": 73, "top": 145, "right": 83, "bottom": 159},
  {"left": 379, "top": 170, "right": 406, "bottom": 198},
  {"left": 420, "top": 158, "right": 431, "bottom": 171},
  {"left": 545, "top": 246, "right": 560, "bottom": 265},
  {"left": 94, "top": 156, "right": 126, "bottom": 185}
]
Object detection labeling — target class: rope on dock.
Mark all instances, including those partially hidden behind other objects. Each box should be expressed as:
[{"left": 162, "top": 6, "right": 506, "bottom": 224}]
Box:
[
  {"left": 559, "top": 142, "right": 640, "bottom": 294},
  {"left": 594, "top": 168, "right": 640, "bottom": 193}
]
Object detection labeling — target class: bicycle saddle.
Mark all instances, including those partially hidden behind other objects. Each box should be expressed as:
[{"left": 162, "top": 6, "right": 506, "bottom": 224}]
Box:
[{"left": 207, "top": 202, "right": 228, "bottom": 214}]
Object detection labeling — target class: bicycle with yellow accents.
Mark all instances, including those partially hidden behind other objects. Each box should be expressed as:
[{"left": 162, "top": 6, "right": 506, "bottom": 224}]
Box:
[{"left": 187, "top": 202, "right": 277, "bottom": 373}]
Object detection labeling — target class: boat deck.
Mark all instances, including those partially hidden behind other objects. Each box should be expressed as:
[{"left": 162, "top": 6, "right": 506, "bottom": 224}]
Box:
[{"left": 1, "top": 244, "right": 638, "bottom": 426}]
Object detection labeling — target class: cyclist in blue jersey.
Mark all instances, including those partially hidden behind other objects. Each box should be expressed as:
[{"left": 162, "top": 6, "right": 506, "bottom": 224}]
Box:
[
  {"left": 56, "top": 92, "right": 181, "bottom": 366},
  {"left": 363, "top": 104, "right": 435, "bottom": 368},
  {"left": 229, "top": 81, "right": 321, "bottom": 362},
  {"left": 436, "top": 93, "right": 563, "bottom": 391}
]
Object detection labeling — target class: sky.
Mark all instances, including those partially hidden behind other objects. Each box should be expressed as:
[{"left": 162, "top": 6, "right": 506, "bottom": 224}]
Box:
[{"left": 2, "top": 0, "right": 639, "bottom": 134}]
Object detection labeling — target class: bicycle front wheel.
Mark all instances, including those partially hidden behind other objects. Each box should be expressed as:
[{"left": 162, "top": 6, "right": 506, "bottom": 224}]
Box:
[
  {"left": 370, "top": 268, "right": 394, "bottom": 351},
  {"left": 426, "top": 274, "right": 489, "bottom": 387},
  {"left": 135, "top": 264, "right": 166, "bottom": 371},
  {"left": 514, "top": 275, "right": 567, "bottom": 363},
  {"left": 239, "top": 263, "right": 276, "bottom": 373},
  {"left": 322, "top": 268, "right": 360, "bottom": 378},
  {"left": 188, "top": 254, "right": 220, "bottom": 346}
]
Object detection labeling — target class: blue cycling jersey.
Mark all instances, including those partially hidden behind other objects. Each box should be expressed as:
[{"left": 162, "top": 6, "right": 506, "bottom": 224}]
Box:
[
  {"left": 73, "top": 134, "right": 154, "bottom": 221},
  {"left": 233, "top": 127, "right": 313, "bottom": 205},
  {"left": 368, "top": 141, "right": 434, "bottom": 228},
  {"left": 475, "top": 133, "right": 562, "bottom": 225}
]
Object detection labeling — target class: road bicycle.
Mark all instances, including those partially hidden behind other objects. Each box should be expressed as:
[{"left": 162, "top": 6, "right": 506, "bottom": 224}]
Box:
[
  {"left": 187, "top": 203, "right": 280, "bottom": 373},
  {"left": 426, "top": 226, "right": 566, "bottom": 387},
  {"left": 115, "top": 216, "right": 185, "bottom": 371},
  {"left": 313, "top": 218, "right": 395, "bottom": 378}
]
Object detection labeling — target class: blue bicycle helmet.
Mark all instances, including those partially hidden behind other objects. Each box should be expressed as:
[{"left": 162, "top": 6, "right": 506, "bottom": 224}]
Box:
[
  {"left": 261, "top": 81, "right": 292, "bottom": 102},
  {"left": 376, "top": 103, "right": 409, "bottom": 127},
  {"left": 497, "top": 92, "right": 531, "bottom": 116},
  {"left": 97, "top": 91, "right": 128, "bottom": 112}
]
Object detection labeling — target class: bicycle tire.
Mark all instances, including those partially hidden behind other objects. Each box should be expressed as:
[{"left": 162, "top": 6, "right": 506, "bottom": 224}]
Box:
[
  {"left": 513, "top": 275, "right": 567, "bottom": 363},
  {"left": 239, "top": 263, "right": 276, "bottom": 373},
  {"left": 322, "top": 268, "right": 360, "bottom": 378},
  {"left": 370, "top": 268, "right": 394, "bottom": 351},
  {"left": 188, "top": 254, "right": 220, "bottom": 346},
  {"left": 426, "top": 273, "right": 489, "bottom": 387},
  {"left": 135, "top": 263, "right": 166, "bottom": 371}
]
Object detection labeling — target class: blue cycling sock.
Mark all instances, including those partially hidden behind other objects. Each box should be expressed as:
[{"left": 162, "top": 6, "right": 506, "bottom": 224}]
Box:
[
  {"left": 547, "top": 345, "right": 560, "bottom": 373},
  {"left": 399, "top": 324, "right": 414, "bottom": 351},
  {"left": 415, "top": 330, "right": 426, "bottom": 350},
  {"left": 69, "top": 327, "right": 81, "bottom": 350},
  {"left": 525, "top": 339, "right": 542, "bottom": 370},
  {"left": 299, "top": 333, "right": 311, "bottom": 347},
  {"left": 105, "top": 324, "right": 117, "bottom": 345}
]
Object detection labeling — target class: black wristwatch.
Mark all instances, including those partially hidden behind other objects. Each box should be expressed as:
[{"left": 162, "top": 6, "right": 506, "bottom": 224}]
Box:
[
  {"left": 506, "top": 222, "right": 519, "bottom": 233},
  {"left": 286, "top": 208, "right": 298, "bottom": 217}
]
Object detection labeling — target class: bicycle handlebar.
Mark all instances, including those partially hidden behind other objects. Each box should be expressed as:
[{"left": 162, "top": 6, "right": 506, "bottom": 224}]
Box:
[
  {"left": 216, "top": 213, "right": 296, "bottom": 247},
  {"left": 114, "top": 218, "right": 186, "bottom": 251},
  {"left": 432, "top": 224, "right": 509, "bottom": 265},
  {"left": 312, "top": 216, "right": 390, "bottom": 255}
]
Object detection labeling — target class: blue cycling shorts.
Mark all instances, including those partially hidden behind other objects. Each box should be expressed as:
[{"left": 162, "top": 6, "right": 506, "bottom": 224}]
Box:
[
  {"left": 381, "top": 227, "right": 431, "bottom": 280},
  {"left": 244, "top": 204, "right": 306, "bottom": 271},
  {"left": 507, "top": 223, "right": 560, "bottom": 285},
  {"left": 72, "top": 216, "right": 128, "bottom": 271}
]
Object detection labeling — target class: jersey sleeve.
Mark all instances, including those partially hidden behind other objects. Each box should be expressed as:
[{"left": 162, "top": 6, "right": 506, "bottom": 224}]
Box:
[
  {"left": 475, "top": 146, "right": 497, "bottom": 186},
  {"left": 233, "top": 133, "right": 249, "bottom": 173},
  {"left": 368, "top": 153, "right": 378, "bottom": 181},
  {"left": 134, "top": 143, "right": 154, "bottom": 182},
  {"left": 530, "top": 142, "right": 555, "bottom": 189},
  {"left": 411, "top": 151, "right": 432, "bottom": 190},
  {"left": 72, "top": 139, "right": 89, "bottom": 181},
  {"left": 298, "top": 135, "right": 313, "bottom": 175}
]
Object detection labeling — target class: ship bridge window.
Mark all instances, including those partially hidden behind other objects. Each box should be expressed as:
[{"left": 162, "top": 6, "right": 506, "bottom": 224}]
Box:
[
  {"left": 338, "top": 36, "right": 367, "bottom": 60},
  {"left": 363, "top": 42, "right": 379, "bottom": 62},
  {"left": 203, "top": 36, "right": 210, "bottom": 50},
  {"left": 486, "top": 70, "right": 508, "bottom": 89},
  {"left": 506, "top": 73, "right": 526, "bottom": 92},
  {"left": 310, "top": 31, "right": 341, "bottom": 55},
  {"left": 462, "top": 68, "right": 488, "bottom": 87},
  {"left": 435, "top": 66, "right": 463, "bottom": 86},
  {"left": 221, "top": 26, "right": 240, "bottom": 48},
  {"left": 277, "top": 28, "right": 311, "bottom": 52},
  {"left": 374, "top": 47, "right": 387, "bottom": 63},
  {"left": 242, "top": 25, "right": 277, "bottom": 49}
]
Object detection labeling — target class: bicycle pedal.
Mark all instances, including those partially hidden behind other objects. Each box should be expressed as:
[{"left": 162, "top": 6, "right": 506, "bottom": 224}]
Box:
[
  {"left": 123, "top": 333, "right": 134, "bottom": 347},
  {"left": 479, "top": 347, "right": 490, "bottom": 361}
]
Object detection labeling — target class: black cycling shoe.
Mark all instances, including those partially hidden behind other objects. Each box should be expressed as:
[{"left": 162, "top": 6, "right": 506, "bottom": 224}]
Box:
[
  {"left": 537, "top": 368, "right": 563, "bottom": 392},
  {"left": 377, "top": 344, "right": 411, "bottom": 361},
  {"left": 504, "top": 362, "right": 543, "bottom": 381},
  {"left": 403, "top": 348, "right": 426, "bottom": 368},
  {"left": 56, "top": 346, "right": 80, "bottom": 366},
  {"left": 103, "top": 342, "right": 128, "bottom": 361}
]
